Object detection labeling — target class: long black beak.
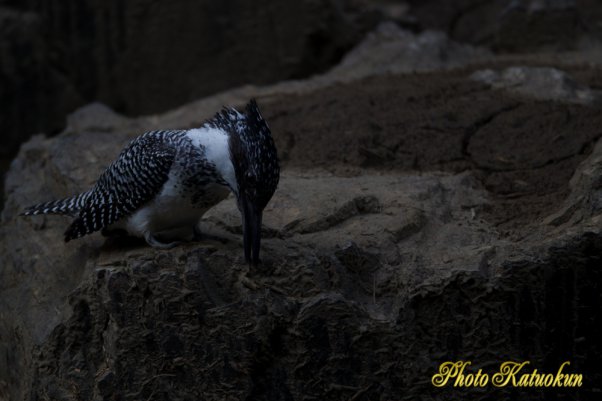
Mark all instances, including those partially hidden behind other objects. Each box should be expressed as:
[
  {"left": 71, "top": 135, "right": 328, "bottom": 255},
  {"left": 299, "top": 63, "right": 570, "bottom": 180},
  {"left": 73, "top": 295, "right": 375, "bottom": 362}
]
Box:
[{"left": 241, "top": 195, "right": 263, "bottom": 266}]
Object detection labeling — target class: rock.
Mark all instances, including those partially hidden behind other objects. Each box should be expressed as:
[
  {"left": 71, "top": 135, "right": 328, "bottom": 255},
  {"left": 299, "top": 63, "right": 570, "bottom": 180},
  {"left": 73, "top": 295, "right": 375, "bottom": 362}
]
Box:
[
  {"left": 407, "top": 0, "right": 598, "bottom": 52},
  {"left": 2, "top": 54, "right": 602, "bottom": 401},
  {"left": 0, "top": 6, "right": 83, "bottom": 158},
  {"left": 496, "top": 0, "right": 584, "bottom": 52},
  {"left": 0, "top": 0, "right": 377, "bottom": 175},
  {"left": 325, "top": 22, "right": 491, "bottom": 81},
  {"left": 470, "top": 66, "right": 600, "bottom": 104}
]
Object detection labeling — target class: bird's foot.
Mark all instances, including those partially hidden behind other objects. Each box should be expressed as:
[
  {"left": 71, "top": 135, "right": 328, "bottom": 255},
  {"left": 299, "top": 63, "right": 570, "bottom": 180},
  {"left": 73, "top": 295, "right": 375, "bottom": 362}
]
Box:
[{"left": 144, "top": 232, "right": 182, "bottom": 249}]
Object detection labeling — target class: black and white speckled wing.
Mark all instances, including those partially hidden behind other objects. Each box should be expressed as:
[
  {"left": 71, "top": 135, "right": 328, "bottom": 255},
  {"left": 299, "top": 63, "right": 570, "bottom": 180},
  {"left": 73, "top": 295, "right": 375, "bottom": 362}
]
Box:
[{"left": 64, "top": 131, "right": 181, "bottom": 241}]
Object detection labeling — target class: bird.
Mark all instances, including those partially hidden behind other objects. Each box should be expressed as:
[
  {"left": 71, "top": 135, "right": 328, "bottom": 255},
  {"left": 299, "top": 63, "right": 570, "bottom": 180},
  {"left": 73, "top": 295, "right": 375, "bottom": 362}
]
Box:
[{"left": 21, "top": 99, "right": 280, "bottom": 265}]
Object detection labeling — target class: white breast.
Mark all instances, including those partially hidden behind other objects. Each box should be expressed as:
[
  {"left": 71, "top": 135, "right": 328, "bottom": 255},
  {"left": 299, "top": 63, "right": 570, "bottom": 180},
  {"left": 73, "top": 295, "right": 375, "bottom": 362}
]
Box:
[{"left": 186, "top": 127, "right": 237, "bottom": 192}]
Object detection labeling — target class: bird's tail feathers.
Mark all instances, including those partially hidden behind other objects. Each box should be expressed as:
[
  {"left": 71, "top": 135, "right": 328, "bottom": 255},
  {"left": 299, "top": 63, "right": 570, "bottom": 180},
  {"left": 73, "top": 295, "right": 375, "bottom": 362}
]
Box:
[{"left": 21, "top": 191, "right": 90, "bottom": 217}]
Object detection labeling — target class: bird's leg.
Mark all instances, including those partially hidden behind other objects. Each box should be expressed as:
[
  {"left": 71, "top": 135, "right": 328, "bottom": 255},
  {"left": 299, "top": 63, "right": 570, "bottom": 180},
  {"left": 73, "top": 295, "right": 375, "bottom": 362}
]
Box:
[{"left": 144, "top": 231, "right": 183, "bottom": 249}]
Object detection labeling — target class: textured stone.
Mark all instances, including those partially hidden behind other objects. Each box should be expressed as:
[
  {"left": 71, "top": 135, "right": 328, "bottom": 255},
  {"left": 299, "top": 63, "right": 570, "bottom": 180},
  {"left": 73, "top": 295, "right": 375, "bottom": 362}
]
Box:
[
  {"left": 407, "top": 0, "right": 599, "bottom": 52},
  {"left": 2, "top": 21, "right": 602, "bottom": 401},
  {"left": 0, "top": 0, "right": 376, "bottom": 165},
  {"left": 471, "top": 66, "right": 601, "bottom": 104},
  {"left": 325, "top": 22, "right": 491, "bottom": 81}
]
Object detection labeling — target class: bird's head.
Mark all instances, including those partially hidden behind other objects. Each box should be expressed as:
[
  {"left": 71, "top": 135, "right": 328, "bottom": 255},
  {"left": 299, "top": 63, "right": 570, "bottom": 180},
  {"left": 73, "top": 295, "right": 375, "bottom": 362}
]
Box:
[{"left": 226, "top": 100, "right": 280, "bottom": 265}]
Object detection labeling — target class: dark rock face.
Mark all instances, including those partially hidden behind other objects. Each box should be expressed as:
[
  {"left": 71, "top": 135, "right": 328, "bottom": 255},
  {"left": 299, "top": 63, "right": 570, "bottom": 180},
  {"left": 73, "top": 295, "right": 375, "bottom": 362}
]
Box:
[
  {"left": 0, "top": 0, "right": 374, "bottom": 159},
  {"left": 2, "top": 55, "right": 602, "bottom": 399},
  {"left": 2, "top": 15, "right": 602, "bottom": 401},
  {"left": 28, "top": 237, "right": 600, "bottom": 401},
  {"left": 407, "top": 0, "right": 602, "bottom": 52},
  {"left": 0, "top": 6, "right": 83, "bottom": 159}
]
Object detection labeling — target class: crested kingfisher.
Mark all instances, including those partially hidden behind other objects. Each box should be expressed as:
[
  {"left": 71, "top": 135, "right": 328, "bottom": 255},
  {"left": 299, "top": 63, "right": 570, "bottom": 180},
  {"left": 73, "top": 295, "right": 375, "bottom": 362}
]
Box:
[{"left": 22, "top": 99, "right": 280, "bottom": 265}]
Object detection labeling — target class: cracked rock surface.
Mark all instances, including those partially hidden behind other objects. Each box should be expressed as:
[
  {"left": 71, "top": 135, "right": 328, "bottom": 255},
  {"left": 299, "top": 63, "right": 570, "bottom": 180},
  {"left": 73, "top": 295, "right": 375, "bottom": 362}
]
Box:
[{"left": 2, "top": 26, "right": 602, "bottom": 401}]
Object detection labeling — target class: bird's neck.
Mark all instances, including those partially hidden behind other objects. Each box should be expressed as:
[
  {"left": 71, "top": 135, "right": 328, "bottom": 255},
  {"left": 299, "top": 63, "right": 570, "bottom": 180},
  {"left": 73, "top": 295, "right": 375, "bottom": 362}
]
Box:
[{"left": 186, "top": 127, "right": 237, "bottom": 193}]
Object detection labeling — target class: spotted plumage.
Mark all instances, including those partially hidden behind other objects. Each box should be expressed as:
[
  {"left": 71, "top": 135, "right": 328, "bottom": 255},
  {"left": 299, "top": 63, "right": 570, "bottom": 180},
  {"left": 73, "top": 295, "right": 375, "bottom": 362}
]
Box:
[{"left": 22, "top": 99, "right": 280, "bottom": 264}]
